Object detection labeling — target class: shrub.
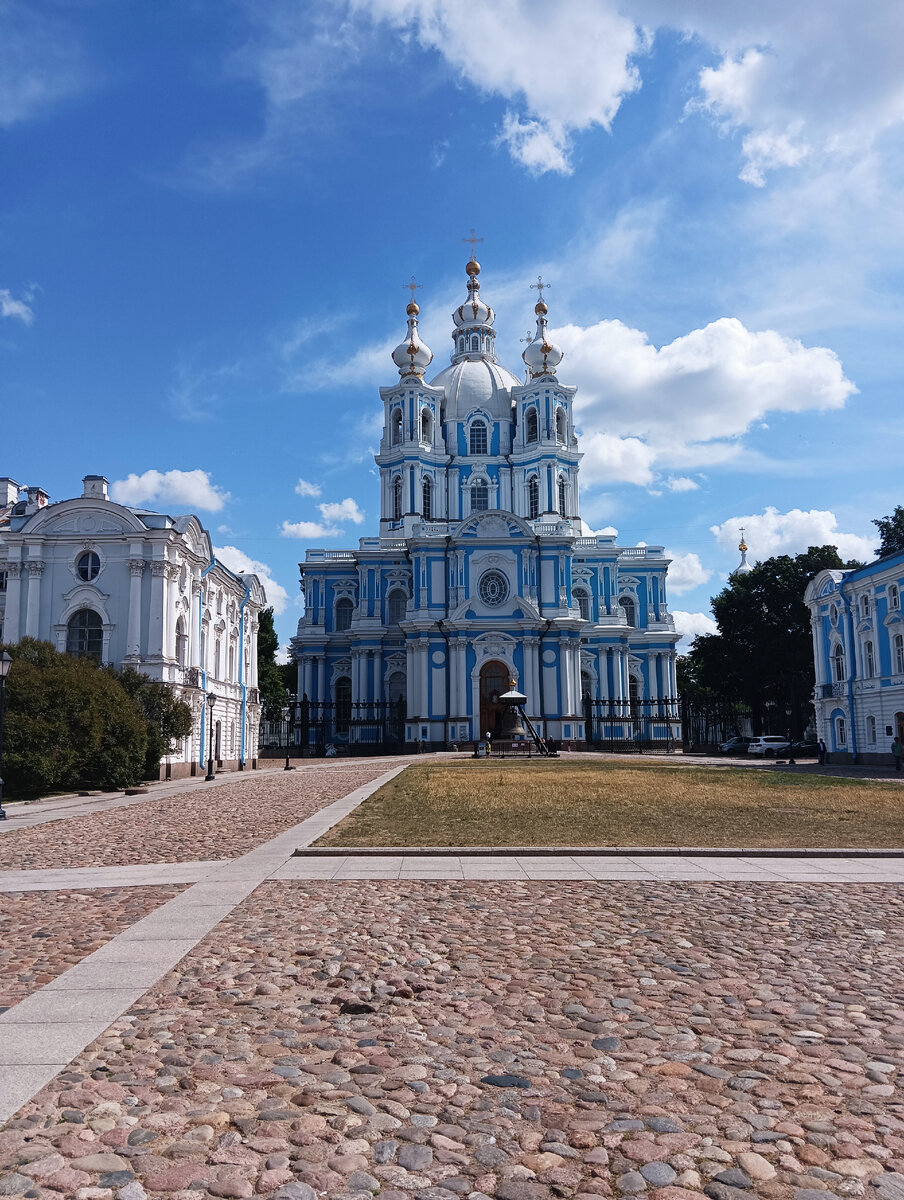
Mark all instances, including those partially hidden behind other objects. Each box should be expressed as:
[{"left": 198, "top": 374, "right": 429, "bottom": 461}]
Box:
[{"left": 111, "top": 666, "right": 193, "bottom": 779}]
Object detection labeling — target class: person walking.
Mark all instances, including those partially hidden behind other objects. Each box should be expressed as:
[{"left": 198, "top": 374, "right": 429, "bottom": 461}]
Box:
[
  {"left": 893, "top": 736, "right": 903, "bottom": 772},
  {"left": 817, "top": 739, "right": 827, "bottom": 765}
]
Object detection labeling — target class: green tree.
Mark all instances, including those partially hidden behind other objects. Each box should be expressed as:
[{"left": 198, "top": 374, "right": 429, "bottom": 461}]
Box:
[
  {"left": 681, "top": 545, "right": 859, "bottom": 737},
  {"left": 873, "top": 505, "right": 904, "bottom": 558},
  {"left": 257, "top": 607, "right": 289, "bottom": 721},
  {"left": 2, "top": 639, "right": 147, "bottom": 796},
  {"left": 112, "top": 666, "right": 193, "bottom": 779}
]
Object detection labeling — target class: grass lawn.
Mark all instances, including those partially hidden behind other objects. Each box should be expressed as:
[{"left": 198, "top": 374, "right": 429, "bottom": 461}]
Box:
[{"left": 315, "top": 760, "right": 904, "bottom": 849}]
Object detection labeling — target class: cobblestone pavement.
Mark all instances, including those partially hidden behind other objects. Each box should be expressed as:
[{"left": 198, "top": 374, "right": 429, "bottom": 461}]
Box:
[
  {"left": 0, "top": 765, "right": 392, "bottom": 871},
  {"left": 3, "top": 879, "right": 904, "bottom": 1200},
  {"left": 0, "top": 887, "right": 185, "bottom": 1013}
]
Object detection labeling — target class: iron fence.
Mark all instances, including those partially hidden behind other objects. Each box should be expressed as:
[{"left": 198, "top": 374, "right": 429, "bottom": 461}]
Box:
[{"left": 583, "top": 696, "right": 682, "bottom": 753}]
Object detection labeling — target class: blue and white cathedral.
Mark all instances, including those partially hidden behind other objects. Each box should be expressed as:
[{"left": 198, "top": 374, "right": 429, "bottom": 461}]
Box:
[{"left": 291, "top": 255, "right": 680, "bottom": 746}]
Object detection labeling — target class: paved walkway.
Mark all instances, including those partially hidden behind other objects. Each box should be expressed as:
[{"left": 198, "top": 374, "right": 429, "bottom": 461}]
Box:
[{"left": 0, "top": 764, "right": 407, "bottom": 1123}]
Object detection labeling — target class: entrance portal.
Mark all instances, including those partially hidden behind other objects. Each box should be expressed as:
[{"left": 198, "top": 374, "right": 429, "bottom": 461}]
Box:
[{"left": 479, "top": 660, "right": 510, "bottom": 739}]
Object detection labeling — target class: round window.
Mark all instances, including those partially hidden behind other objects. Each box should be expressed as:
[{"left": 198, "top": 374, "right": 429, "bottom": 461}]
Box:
[
  {"left": 478, "top": 569, "right": 509, "bottom": 607},
  {"left": 77, "top": 551, "right": 101, "bottom": 581}
]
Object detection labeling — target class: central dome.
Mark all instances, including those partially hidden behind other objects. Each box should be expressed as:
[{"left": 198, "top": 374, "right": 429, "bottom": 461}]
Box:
[{"left": 429, "top": 357, "right": 521, "bottom": 423}]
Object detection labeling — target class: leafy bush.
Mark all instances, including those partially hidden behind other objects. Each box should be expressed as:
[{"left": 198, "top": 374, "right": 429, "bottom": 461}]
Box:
[
  {"left": 1, "top": 639, "right": 147, "bottom": 796},
  {"left": 111, "top": 666, "right": 193, "bottom": 779}
]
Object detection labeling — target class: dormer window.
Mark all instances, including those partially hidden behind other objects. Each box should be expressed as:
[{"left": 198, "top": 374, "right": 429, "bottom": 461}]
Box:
[
  {"left": 470, "top": 420, "right": 487, "bottom": 455},
  {"left": 391, "top": 408, "right": 403, "bottom": 445}
]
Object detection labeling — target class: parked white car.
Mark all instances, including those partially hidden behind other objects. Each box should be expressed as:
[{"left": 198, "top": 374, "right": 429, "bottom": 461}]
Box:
[{"left": 747, "top": 735, "right": 791, "bottom": 757}]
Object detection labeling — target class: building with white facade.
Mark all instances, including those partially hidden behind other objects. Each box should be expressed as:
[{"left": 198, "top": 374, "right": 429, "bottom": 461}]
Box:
[
  {"left": 291, "top": 255, "right": 680, "bottom": 748},
  {"left": 805, "top": 551, "right": 904, "bottom": 763},
  {"left": 0, "top": 475, "right": 265, "bottom": 777}
]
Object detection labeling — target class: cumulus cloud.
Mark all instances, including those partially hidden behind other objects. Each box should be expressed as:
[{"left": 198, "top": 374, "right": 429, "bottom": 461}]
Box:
[
  {"left": 213, "top": 545, "right": 290, "bottom": 614},
  {"left": 111, "top": 469, "right": 230, "bottom": 512},
  {"left": 295, "top": 478, "right": 322, "bottom": 497},
  {"left": 665, "top": 476, "right": 699, "bottom": 493},
  {"left": 318, "top": 497, "right": 364, "bottom": 524},
  {"left": 665, "top": 552, "right": 712, "bottom": 596},
  {"left": 562, "top": 316, "right": 856, "bottom": 487},
  {"left": 672, "top": 609, "right": 718, "bottom": 650},
  {"left": 710, "top": 507, "right": 875, "bottom": 562},
  {"left": 281, "top": 519, "right": 342, "bottom": 539},
  {"left": 0, "top": 287, "right": 35, "bottom": 324}
]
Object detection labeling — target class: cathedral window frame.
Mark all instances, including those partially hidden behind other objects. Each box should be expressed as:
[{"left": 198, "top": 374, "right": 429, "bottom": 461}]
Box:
[
  {"left": 888, "top": 584, "right": 900, "bottom": 610},
  {"left": 555, "top": 406, "right": 567, "bottom": 444},
  {"left": 391, "top": 407, "right": 403, "bottom": 446},
  {"left": 527, "top": 474, "right": 540, "bottom": 520},
  {"left": 422, "top": 476, "right": 433, "bottom": 520},
  {"left": 864, "top": 638, "right": 875, "bottom": 677},
  {"left": 573, "top": 586, "right": 591, "bottom": 621},
  {"left": 76, "top": 550, "right": 101, "bottom": 582},
  {"left": 335, "top": 596, "right": 353, "bottom": 632},
  {"left": 420, "top": 407, "right": 433, "bottom": 444},
  {"left": 470, "top": 334, "right": 479, "bottom": 353},
  {"left": 470, "top": 478, "right": 489, "bottom": 512},
  {"left": 619, "top": 593, "right": 637, "bottom": 627},
  {"left": 557, "top": 474, "right": 567, "bottom": 518},
  {"left": 391, "top": 475, "right": 403, "bottom": 522},
  {"left": 894, "top": 632, "right": 904, "bottom": 675},
  {"left": 831, "top": 640, "right": 846, "bottom": 682},
  {"left": 469, "top": 418, "right": 488, "bottom": 456},
  {"left": 387, "top": 588, "right": 408, "bottom": 625},
  {"left": 525, "top": 406, "right": 538, "bottom": 444},
  {"left": 66, "top": 607, "right": 103, "bottom": 660}
]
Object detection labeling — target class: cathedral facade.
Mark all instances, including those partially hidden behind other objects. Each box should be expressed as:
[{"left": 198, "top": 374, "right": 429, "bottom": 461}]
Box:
[{"left": 291, "top": 256, "right": 680, "bottom": 746}]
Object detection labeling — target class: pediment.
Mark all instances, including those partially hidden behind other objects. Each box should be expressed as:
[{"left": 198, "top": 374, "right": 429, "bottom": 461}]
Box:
[{"left": 452, "top": 510, "right": 534, "bottom": 541}]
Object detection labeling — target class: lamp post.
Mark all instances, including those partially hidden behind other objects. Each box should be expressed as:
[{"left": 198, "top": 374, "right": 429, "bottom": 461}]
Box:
[
  {"left": 204, "top": 692, "right": 217, "bottom": 781},
  {"left": 284, "top": 691, "right": 297, "bottom": 771},
  {"left": 0, "top": 651, "right": 12, "bottom": 821}
]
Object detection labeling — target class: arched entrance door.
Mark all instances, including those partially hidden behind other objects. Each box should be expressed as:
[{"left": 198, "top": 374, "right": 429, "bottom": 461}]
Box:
[{"left": 479, "top": 660, "right": 510, "bottom": 739}]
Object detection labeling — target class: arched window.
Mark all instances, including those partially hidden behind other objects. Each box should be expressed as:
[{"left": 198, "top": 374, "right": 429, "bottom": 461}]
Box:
[
  {"left": 558, "top": 476, "right": 567, "bottom": 518},
  {"left": 832, "top": 643, "right": 845, "bottom": 682},
  {"left": 895, "top": 634, "right": 904, "bottom": 675},
  {"left": 471, "top": 481, "right": 489, "bottom": 512},
  {"left": 334, "top": 677, "right": 352, "bottom": 734},
  {"left": 890, "top": 585, "right": 900, "bottom": 610},
  {"left": 574, "top": 588, "right": 591, "bottom": 621},
  {"left": 555, "top": 407, "right": 566, "bottom": 443},
  {"left": 861, "top": 595, "right": 871, "bottom": 618},
  {"left": 335, "top": 597, "right": 353, "bottom": 631},
  {"left": 175, "top": 616, "right": 188, "bottom": 667},
  {"left": 470, "top": 419, "right": 487, "bottom": 455},
  {"left": 420, "top": 408, "right": 432, "bottom": 443},
  {"left": 228, "top": 642, "right": 235, "bottom": 679},
  {"left": 470, "top": 334, "right": 479, "bottom": 352},
  {"left": 836, "top": 716, "right": 846, "bottom": 745},
  {"left": 525, "top": 407, "right": 538, "bottom": 443},
  {"left": 392, "top": 476, "right": 403, "bottom": 521},
  {"left": 387, "top": 589, "right": 407, "bottom": 624},
  {"left": 458, "top": 337, "right": 464, "bottom": 353},
  {"left": 868, "top": 714, "right": 877, "bottom": 743},
  {"left": 865, "top": 640, "right": 875, "bottom": 676},
  {"left": 527, "top": 476, "right": 539, "bottom": 520},
  {"left": 581, "top": 670, "right": 593, "bottom": 700},
  {"left": 422, "top": 477, "right": 432, "bottom": 519},
  {"left": 620, "top": 595, "right": 636, "bottom": 627},
  {"left": 391, "top": 408, "right": 403, "bottom": 445},
  {"left": 215, "top": 638, "right": 222, "bottom": 679},
  {"left": 66, "top": 609, "right": 103, "bottom": 660},
  {"left": 77, "top": 551, "right": 101, "bottom": 581}
]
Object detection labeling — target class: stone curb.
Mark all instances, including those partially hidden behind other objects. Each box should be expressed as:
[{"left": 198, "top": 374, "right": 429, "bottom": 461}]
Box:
[{"left": 295, "top": 844, "right": 904, "bottom": 858}]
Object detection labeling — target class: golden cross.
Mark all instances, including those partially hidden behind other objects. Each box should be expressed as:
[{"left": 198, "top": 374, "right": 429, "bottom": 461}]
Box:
[
  {"left": 461, "top": 228, "right": 483, "bottom": 258},
  {"left": 739, "top": 526, "right": 746, "bottom": 540},
  {"left": 531, "top": 275, "right": 550, "bottom": 296},
  {"left": 520, "top": 330, "right": 535, "bottom": 343},
  {"left": 404, "top": 276, "right": 422, "bottom": 301}
]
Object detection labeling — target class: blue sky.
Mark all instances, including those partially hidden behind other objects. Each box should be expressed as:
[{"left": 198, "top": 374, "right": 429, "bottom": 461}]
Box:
[{"left": 3, "top": 0, "right": 903, "bottom": 655}]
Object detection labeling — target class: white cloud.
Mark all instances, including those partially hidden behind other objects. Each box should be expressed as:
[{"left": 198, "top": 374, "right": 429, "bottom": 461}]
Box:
[
  {"left": 213, "top": 545, "right": 290, "bottom": 615},
  {"left": 280, "top": 519, "right": 342, "bottom": 539},
  {"left": 672, "top": 609, "right": 718, "bottom": 650},
  {"left": 580, "top": 520, "right": 618, "bottom": 537},
  {"left": 295, "top": 478, "right": 322, "bottom": 497},
  {"left": 666, "top": 552, "right": 712, "bottom": 596},
  {"left": 110, "top": 469, "right": 230, "bottom": 512},
  {"left": 318, "top": 497, "right": 364, "bottom": 524},
  {"left": 562, "top": 316, "right": 856, "bottom": 487},
  {"left": 0, "top": 3, "right": 87, "bottom": 126},
  {"left": 665, "top": 476, "right": 699, "bottom": 493},
  {"left": 0, "top": 287, "right": 35, "bottom": 324},
  {"left": 710, "top": 507, "right": 875, "bottom": 562}
]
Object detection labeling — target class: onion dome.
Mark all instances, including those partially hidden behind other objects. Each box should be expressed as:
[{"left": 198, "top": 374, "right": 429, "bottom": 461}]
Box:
[
  {"left": 733, "top": 528, "right": 754, "bottom": 575},
  {"left": 452, "top": 257, "right": 496, "bottom": 333},
  {"left": 391, "top": 298, "right": 433, "bottom": 378},
  {"left": 522, "top": 284, "right": 564, "bottom": 378}
]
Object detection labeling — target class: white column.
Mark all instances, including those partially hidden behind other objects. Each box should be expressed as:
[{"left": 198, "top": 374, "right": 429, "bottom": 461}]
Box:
[
  {"left": 127, "top": 559, "right": 145, "bottom": 657},
  {"left": 149, "top": 561, "right": 167, "bottom": 658},
  {"left": 190, "top": 580, "right": 201, "bottom": 668},
  {"left": 4, "top": 563, "right": 23, "bottom": 643},
  {"left": 419, "top": 641, "right": 429, "bottom": 718},
  {"left": 406, "top": 641, "right": 417, "bottom": 718},
  {"left": 165, "top": 565, "right": 179, "bottom": 661},
  {"left": 24, "top": 560, "right": 44, "bottom": 638}
]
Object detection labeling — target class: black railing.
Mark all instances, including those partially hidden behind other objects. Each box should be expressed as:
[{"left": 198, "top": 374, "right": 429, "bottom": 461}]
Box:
[
  {"left": 289, "top": 696, "right": 408, "bottom": 757},
  {"left": 583, "top": 696, "right": 681, "bottom": 753}
]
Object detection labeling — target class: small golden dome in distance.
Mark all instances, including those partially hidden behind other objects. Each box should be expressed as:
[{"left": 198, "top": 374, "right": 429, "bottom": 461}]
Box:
[
  {"left": 466, "top": 259, "right": 481, "bottom": 276},
  {"left": 739, "top": 540, "right": 748, "bottom": 552},
  {"left": 535, "top": 299, "right": 548, "bottom": 315},
  {"left": 406, "top": 300, "right": 419, "bottom": 316}
]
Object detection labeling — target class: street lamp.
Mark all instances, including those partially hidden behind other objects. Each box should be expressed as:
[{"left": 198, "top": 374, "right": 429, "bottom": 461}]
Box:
[
  {"left": 284, "top": 691, "right": 297, "bottom": 771},
  {"left": 0, "top": 651, "right": 11, "bottom": 821},
  {"left": 204, "top": 692, "right": 217, "bottom": 781}
]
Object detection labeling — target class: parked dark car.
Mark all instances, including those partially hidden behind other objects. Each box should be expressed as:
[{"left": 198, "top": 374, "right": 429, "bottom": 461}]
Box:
[
  {"left": 790, "top": 740, "right": 819, "bottom": 757},
  {"left": 718, "top": 736, "right": 752, "bottom": 754}
]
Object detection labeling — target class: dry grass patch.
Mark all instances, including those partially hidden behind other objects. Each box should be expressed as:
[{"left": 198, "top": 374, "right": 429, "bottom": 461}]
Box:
[{"left": 316, "top": 761, "right": 904, "bottom": 849}]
